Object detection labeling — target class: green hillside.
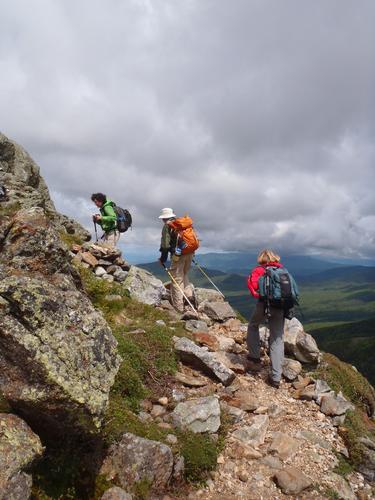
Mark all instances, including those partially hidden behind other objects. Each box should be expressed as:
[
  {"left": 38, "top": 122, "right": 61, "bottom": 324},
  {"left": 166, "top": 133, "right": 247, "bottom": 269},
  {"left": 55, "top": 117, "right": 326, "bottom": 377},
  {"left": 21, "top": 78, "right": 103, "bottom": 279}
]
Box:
[{"left": 310, "top": 318, "right": 375, "bottom": 386}]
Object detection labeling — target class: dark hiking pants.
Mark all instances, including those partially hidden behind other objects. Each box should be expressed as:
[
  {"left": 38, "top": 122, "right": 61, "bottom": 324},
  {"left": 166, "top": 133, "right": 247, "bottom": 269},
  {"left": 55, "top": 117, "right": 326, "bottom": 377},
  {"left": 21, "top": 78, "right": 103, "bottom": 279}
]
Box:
[{"left": 247, "top": 302, "right": 285, "bottom": 382}]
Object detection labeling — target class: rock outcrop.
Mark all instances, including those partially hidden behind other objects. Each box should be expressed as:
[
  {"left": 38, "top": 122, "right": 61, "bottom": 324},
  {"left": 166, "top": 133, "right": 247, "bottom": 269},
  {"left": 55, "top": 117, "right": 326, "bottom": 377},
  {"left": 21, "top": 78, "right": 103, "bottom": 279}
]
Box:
[
  {"left": 0, "top": 207, "right": 121, "bottom": 435},
  {"left": 0, "top": 413, "right": 43, "bottom": 499},
  {"left": 0, "top": 133, "right": 90, "bottom": 241},
  {"left": 100, "top": 433, "right": 174, "bottom": 492}
]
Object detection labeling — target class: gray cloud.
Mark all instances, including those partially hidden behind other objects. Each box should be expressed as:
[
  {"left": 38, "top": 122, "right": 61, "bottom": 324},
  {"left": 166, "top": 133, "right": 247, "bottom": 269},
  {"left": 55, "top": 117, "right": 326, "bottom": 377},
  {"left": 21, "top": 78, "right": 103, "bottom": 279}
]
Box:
[{"left": 1, "top": 0, "right": 374, "bottom": 258}]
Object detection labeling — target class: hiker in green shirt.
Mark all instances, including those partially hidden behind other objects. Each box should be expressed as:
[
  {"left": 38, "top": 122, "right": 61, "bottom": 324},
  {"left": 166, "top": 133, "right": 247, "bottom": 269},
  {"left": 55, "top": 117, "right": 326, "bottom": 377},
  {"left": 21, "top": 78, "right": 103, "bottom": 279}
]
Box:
[{"left": 91, "top": 192, "right": 119, "bottom": 247}]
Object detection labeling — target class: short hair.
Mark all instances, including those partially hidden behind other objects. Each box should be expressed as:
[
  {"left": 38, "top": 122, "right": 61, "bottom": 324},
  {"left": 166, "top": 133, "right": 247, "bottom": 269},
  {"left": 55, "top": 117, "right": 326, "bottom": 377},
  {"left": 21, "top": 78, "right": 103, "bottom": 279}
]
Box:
[
  {"left": 91, "top": 193, "right": 106, "bottom": 203},
  {"left": 257, "top": 249, "right": 281, "bottom": 264}
]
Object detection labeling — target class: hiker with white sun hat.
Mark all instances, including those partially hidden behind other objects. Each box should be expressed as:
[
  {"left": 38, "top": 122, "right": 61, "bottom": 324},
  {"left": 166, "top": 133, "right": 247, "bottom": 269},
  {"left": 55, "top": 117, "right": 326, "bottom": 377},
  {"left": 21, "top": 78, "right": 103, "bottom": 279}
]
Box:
[{"left": 158, "top": 207, "right": 199, "bottom": 314}]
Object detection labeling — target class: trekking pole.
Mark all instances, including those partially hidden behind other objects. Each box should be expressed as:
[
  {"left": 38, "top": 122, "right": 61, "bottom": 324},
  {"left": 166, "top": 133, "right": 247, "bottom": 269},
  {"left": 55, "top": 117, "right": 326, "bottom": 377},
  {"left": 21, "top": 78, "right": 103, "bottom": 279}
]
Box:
[
  {"left": 192, "top": 258, "right": 225, "bottom": 299},
  {"left": 93, "top": 220, "right": 98, "bottom": 242},
  {"left": 161, "top": 263, "right": 198, "bottom": 314}
]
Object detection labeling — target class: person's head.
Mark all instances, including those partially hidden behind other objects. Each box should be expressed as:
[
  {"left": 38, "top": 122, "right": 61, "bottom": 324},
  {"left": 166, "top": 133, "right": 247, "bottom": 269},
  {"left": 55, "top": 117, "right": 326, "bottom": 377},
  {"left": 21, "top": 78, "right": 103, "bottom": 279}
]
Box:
[
  {"left": 158, "top": 207, "right": 176, "bottom": 224},
  {"left": 91, "top": 193, "right": 107, "bottom": 208},
  {"left": 257, "top": 249, "right": 281, "bottom": 265}
]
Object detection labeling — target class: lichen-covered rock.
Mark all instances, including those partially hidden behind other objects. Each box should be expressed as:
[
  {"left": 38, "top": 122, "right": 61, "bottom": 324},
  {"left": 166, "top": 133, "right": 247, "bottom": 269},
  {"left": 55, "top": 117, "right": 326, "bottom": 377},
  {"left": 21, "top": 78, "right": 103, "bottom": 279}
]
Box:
[
  {"left": 282, "top": 358, "right": 302, "bottom": 381},
  {"left": 174, "top": 337, "right": 236, "bottom": 386},
  {"left": 172, "top": 396, "right": 220, "bottom": 433},
  {"left": 123, "top": 266, "right": 166, "bottom": 306},
  {"left": 283, "top": 318, "right": 321, "bottom": 364},
  {"left": 0, "top": 133, "right": 90, "bottom": 241},
  {"left": 0, "top": 413, "right": 43, "bottom": 499},
  {"left": 100, "top": 433, "right": 174, "bottom": 491},
  {"left": 0, "top": 208, "right": 121, "bottom": 435},
  {"left": 198, "top": 300, "right": 236, "bottom": 322},
  {"left": 320, "top": 393, "right": 355, "bottom": 416},
  {"left": 231, "top": 415, "right": 269, "bottom": 447},
  {"left": 194, "top": 288, "right": 224, "bottom": 306}
]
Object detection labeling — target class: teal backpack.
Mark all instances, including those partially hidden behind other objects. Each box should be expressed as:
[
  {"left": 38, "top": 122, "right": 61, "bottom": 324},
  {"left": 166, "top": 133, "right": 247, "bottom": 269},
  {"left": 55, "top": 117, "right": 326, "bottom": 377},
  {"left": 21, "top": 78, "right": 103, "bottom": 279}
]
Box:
[{"left": 258, "top": 266, "right": 299, "bottom": 311}]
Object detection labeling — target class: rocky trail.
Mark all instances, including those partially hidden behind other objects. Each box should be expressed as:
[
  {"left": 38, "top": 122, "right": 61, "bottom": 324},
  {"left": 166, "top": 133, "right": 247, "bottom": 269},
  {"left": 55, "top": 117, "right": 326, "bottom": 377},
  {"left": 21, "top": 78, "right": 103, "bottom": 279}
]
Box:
[{"left": 1, "top": 132, "right": 375, "bottom": 500}]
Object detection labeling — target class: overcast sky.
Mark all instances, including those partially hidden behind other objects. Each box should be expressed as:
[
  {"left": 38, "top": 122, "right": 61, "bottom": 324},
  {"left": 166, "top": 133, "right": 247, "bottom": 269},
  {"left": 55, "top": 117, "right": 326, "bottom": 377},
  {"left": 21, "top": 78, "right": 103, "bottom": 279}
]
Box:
[{"left": 1, "top": 0, "right": 374, "bottom": 260}]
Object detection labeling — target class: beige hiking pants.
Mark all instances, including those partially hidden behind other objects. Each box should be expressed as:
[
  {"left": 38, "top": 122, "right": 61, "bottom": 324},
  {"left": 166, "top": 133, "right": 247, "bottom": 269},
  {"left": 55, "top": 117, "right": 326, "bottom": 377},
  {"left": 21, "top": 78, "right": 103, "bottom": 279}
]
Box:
[
  {"left": 170, "top": 253, "right": 194, "bottom": 312},
  {"left": 102, "top": 230, "right": 120, "bottom": 248}
]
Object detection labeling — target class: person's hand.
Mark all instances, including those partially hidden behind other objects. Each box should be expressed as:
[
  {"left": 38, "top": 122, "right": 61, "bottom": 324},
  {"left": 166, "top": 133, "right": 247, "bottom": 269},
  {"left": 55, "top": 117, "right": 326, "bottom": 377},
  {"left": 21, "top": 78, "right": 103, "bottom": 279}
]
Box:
[{"left": 93, "top": 214, "right": 101, "bottom": 222}]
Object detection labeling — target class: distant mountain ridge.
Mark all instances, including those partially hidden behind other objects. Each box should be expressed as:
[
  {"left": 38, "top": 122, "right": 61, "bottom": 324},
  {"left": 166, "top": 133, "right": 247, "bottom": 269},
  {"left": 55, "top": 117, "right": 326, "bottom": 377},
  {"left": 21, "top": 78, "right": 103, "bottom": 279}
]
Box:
[{"left": 195, "top": 252, "right": 344, "bottom": 277}]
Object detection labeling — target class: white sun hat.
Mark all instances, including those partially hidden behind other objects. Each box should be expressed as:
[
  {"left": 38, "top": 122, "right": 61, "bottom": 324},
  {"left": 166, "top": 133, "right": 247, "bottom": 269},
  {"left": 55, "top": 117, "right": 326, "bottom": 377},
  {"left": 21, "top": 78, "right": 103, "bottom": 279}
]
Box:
[{"left": 158, "top": 207, "right": 176, "bottom": 219}]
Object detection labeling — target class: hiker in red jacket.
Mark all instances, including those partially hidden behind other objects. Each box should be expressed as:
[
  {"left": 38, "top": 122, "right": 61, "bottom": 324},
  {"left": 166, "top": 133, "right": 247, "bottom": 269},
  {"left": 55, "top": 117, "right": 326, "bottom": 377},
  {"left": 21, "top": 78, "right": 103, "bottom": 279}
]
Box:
[{"left": 247, "top": 249, "right": 285, "bottom": 388}]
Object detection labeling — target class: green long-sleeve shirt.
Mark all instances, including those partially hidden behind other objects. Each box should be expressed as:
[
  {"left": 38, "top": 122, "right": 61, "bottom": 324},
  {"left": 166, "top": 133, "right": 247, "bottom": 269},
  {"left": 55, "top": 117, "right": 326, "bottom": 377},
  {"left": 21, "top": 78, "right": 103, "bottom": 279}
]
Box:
[{"left": 99, "top": 199, "right": 117, "bottom": 233}]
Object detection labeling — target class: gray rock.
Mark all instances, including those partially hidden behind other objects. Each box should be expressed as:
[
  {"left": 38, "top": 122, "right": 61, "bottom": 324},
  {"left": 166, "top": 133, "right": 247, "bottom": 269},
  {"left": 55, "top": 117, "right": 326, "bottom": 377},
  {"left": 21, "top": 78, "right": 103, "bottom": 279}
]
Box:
[
  {"left": 332, "top": 415, "right": 346, "bottom": 426},
  {"left": 327, "top": 472, "right": 356, "bottom": 500},
  {"left": 231, "top": 415, "right": 269, "bottom": 447},
  {"left": 174, "top": 337, "right": 236, "bottom": 386},
  {"left": 194, "top": 288, "right": 224, "bottom": 306},
  {"left": 358, "top": 439, "right": 375, "bottom": 481},
  {"left": 100, "top": 433, "right": 174, "bottom": 491},
  {"left": 172, "top": 455, "right": 185, "bottom": 482},
  {"left": 269, "top": 432, "right": 301, "bottom": 460},
  {"left": 172, "top": 396, "right": 221, "bottom": 433},
  {"left": 274, "top": 466, "right": 312, "bottom": 495},
  {"left": 123, "top": 266, "right": 166, "bottom": 306},
  {"left": 320, "top": 394, "right": 355, "bottom": 416},
  {"left": 259, "top": 456, "right": 283, "bottom": 470},
  {"left": 199, "top": 300, "right": 236, "bottom": 322},
  {"left": 314, "top": 379, "right": 331, "bottom": 397},
  {"left": 184, "top": 319, "right": 209, "bottom": 333},
  {"left": 107, "top": 265, "right": 122, "bottom": 275},
  {"left": 155, "top": 319, "right": 166, "bottom": 327},
  {"left": 113, "top": 270, "right": 128, "bottom": 282},
  {"left": 282, "top": 358, "right": 302, "bottom": 381},
  {"left": 102, "top": 273, "right": 115, "bottom": 282},
  {"left": 0, "top": 209, "right": 121, "bottom": 435},
  {"left": 101, "top": 486, "right": 133, "bottom": 500},
  {"left": 220, "top": 402, "right": 246, "bottom": 423},
  {"left": 95, "top": 266, "right": 107, "bottom": 277},
  {"left": 0, "top": 414, "right": 43, "bottom": 500},
  {"left": 296, "top": 431, "right": 331, "bottom": 450},
  {"left": 283, "top": 318, "right": 321, "bottom": 363},
  {"left": 0, "top": 133, "right": 90, "bottom": 242}
]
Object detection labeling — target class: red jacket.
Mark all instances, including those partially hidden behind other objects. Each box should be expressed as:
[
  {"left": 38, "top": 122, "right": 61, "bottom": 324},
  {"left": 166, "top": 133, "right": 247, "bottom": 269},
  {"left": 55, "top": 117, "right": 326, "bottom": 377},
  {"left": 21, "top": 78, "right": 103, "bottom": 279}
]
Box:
[{"left": 247, "top": 262, "right": 283, "bottom": 299}]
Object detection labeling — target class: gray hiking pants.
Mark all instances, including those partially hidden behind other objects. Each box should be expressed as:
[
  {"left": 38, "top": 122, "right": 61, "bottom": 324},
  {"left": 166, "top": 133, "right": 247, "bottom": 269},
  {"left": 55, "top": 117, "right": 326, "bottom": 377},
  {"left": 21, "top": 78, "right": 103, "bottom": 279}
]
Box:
[{"left": 247, "top": 302, "right": 285, "bottom": 382}]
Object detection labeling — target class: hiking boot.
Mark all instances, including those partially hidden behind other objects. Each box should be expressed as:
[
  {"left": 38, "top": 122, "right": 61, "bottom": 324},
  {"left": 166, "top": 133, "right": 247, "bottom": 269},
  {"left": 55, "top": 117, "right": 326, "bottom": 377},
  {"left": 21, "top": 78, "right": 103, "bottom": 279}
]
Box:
[
  {"left": 247, "top": 357, "right": 262, "bottom": 372},
  {"left": 267, "top": 375, "right": 280, "bottom": 389}
]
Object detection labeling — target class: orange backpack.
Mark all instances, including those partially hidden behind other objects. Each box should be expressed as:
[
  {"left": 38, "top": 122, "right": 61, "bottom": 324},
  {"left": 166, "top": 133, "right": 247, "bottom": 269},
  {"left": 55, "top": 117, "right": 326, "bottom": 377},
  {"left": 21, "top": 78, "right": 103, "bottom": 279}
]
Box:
[{"left": 168, "top": 216, "right": 200, "bottom": 255}]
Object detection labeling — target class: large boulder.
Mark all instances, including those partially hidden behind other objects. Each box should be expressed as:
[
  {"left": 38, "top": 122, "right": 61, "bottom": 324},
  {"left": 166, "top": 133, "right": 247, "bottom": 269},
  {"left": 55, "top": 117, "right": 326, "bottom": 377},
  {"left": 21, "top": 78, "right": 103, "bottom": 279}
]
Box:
[
  {"left": 0, "top": 133, "right": 90, "bottom": 242},
  {"left": 0, "top": 208, "right": 121, "bottom": 435},
  {"left": 0, "top": 413, "right": 43, "bottom": 499},
  {"left": 123, "top": 266, "right": 166, "bottom": 306},
  {"left": 283, "top": 318, "right": 321, "bottom": 364},
  {"left": 174, "top": 337, "right": 236, "bottom": 386},
  {"left": 172, "top": 396, "right": 220, "bottom": 433},
  {"left": 199, "top": 300, "right": 236, "bottom": 322},
  {"left": 194, "top": 288, "right": 224, "bottom": 306},
  {"left": 100, "top": 433, "right": 174, "bottom": 491}
]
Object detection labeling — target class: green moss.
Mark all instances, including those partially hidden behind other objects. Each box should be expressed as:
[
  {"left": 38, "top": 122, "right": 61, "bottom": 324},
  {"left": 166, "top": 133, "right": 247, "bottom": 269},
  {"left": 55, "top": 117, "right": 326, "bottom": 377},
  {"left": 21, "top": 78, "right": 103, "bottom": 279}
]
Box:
[
  {"left": 59, "top": 230, "right": 84, "bottom": 248},
  {"left": 323, "top": 487, "right": 340, "bottom": 500},
  {"left": 0, "top": 201, "right": 21, "bottom": 217},
  {"left": 177, "top": 431, "right": 218, "bottom": 482},
  {"left": 316, "top": 353, "right": 375, "bottom": 416},
  {"left": 93, "top": 474, "right": 115, "bottom": 500},
  {"left": 333, "top": 451, "right": 354, "bottom": 477},
  {"left": 132, "top": 478, "right": 152, "bottom": 500}
]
